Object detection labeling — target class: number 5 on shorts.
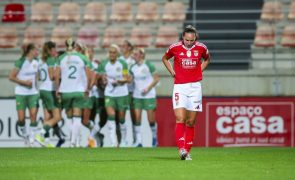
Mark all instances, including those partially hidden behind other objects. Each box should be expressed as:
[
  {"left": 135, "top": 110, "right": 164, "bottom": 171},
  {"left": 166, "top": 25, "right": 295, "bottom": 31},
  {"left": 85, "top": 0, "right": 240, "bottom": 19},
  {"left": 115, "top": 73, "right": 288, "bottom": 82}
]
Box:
[{"left": 174, "top": 92, "right": 179, "bottom": 101}]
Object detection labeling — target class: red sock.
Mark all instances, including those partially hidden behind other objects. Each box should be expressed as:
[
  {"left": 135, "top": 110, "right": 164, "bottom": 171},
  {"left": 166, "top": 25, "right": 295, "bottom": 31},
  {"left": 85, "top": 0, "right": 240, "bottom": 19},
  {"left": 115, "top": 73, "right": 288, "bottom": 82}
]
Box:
[
  {"left": 175, "top": 123, "right": 185, "bottom": 150},
  {"left": 184, "top": 126, "right": 195, "bottom": 153}
]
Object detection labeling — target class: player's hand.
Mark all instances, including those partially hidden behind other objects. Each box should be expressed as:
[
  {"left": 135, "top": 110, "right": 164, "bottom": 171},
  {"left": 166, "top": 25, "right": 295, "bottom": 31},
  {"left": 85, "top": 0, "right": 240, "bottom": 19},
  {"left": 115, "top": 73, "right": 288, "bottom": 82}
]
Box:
[
  {"left": 141, "top": 87, "right": 150, "bottom": 95},
  {"left": 24, "top": 80, "right": 32, "bottom": 88},
  {"left": 170, "top": 71, "right": 176, "bottom": 78},
  {"left": 84, "top": 89, "right": 90, "bottom": 97},
  {"left": 55, "top": 90, "right": 61, "bottom": 99},
  {"left": 112, "top": 80, "right": 118, "bottom": 86}
]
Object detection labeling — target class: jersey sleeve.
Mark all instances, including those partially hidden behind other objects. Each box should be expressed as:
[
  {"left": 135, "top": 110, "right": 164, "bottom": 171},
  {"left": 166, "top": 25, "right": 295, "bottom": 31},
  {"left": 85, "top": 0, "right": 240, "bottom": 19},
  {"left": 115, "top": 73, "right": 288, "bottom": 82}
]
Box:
[
  {"left": 46, "top": 56, "right": 56, "bottom": 67},
  {"left": 97, "top": 59, "right": 107, "bottom": 74},
  {"left": 14, "top": 58, "right": 25, "bottom": 69},
  {"left": 119, "top": 59, "right": 128, "bottom": 75},
  {"left": 129, "top": 64, "right": 135, "bottom": 77},
  {"left": 146, "top": 61, "right": 156, "bottom": 74},
  {"left": 201, "top": 44, "right": 210, "bottom": 59}
]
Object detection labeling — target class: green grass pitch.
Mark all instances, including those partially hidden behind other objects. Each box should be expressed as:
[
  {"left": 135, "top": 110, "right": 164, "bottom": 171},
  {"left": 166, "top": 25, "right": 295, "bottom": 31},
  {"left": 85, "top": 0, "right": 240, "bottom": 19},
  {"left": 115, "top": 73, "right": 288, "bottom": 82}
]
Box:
[{"left": 0, "top": 147, "right": 294, "bottom": 180}]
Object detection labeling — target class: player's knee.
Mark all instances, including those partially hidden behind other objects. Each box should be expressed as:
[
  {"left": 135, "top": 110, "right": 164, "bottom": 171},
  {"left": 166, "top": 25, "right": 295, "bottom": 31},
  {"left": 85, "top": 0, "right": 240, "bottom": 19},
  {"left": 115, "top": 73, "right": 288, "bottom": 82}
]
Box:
[
  {"left": 186, "top": 119, "right": 196, "bottom": 127},
  {"left": 175, "top": 116, "right": 185, "bottom": 123}
]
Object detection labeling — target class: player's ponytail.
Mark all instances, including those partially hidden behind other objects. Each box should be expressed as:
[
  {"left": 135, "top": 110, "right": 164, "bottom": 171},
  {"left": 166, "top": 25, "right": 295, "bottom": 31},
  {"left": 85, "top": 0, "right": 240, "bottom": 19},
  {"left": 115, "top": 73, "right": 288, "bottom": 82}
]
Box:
[
  {"left": 21, "top": 43, "right": 35, "bottom": 58},
  {"left": 65, "top": 38, "right": 75, "bottom": 51}
]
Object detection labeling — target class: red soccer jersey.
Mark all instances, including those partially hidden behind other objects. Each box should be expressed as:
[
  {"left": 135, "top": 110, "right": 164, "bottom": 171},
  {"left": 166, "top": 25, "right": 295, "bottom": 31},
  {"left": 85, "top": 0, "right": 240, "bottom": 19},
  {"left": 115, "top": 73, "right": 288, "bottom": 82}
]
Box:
[{"left": 165, "top": 41, "right": 209, "bottom": 84}]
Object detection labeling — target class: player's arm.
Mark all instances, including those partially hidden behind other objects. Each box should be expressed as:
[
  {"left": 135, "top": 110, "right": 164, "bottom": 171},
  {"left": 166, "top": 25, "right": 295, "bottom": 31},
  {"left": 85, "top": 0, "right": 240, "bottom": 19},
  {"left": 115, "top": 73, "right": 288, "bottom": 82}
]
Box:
[
  {"left": 85, "top": 67, "right": 92, "bottom": 91},
  {"left": 47, "top": 57, "right": 56, "bottom": 81},
  {"left": 143, "top": 72, "right": 159, "bottom": 94},
  {"left": 162, "top": 54, "right": 175, "bottom": 77},
  {"left": 9, "top": 68, "right": 32, "bottom": 87},
  {"left": 201, "top": 51, "right": 211, "bottom": 72},
  {"left": 54, "top": 66, "right": 61, "bottom": 96}
]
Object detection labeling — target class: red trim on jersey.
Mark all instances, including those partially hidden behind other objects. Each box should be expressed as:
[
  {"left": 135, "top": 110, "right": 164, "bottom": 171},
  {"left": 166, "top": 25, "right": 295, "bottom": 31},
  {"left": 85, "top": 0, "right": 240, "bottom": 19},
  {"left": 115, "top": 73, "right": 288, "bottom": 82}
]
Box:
[{"left": 165, "top": 41, "right": 209, "bottom": 84}]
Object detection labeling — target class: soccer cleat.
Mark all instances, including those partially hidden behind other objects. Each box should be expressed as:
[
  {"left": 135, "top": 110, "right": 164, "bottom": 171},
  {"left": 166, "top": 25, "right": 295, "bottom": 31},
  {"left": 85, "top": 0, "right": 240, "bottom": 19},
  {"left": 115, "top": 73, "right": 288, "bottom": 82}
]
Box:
[
  {"left": 88, "top": 137, "right": 97, "bottom": 148},
  {"left": 94, "top": 132, "right": 104, "bottom": 147},
  {"left": 133, "top": 142, "right": 143, "bottom": 147},
  {"left": 185, "top": 153, "right": 192, "bottom": 161},
  {"left": 119, "top": 140, "right": 127, "bottom": 148},
  {"left": 56, "top": 138, "right": 65, "bottom": 148},
  {"left": 46, "top": 143, "right": 54, "bottom": 148},
  {"left": 35, "top": 134, "right": 46, "bottom": 147},
  {"left": 179, "top": 148, "right": 188, "bottom": 160},
  {"left": 152, "top": 137, "right": 158, "bottom": 147}
]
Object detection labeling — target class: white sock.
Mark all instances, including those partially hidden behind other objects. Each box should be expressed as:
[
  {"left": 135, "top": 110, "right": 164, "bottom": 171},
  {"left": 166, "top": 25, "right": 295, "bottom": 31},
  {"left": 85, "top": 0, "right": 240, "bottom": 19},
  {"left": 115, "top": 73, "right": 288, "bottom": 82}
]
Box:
[
  {"left": 107, "top": 120, "right": 117, "bottom": 147},
  {"left": 90, "top": 124, "right": 100, "bottom": 138},
  {"left": 120, "top": 122, "right": 127, "bottom": 144},
  {"left": 150, "top": 123, "right": 157, "bottom": 139},
  {"left": 71, "top": 117, "right": 82, "bottom": 146},
  {"left": 29, "top": 125, "right": 38, "bottom": 144},
  {"left": 134, "top": 125, "right": 142, "bottom": 144}
]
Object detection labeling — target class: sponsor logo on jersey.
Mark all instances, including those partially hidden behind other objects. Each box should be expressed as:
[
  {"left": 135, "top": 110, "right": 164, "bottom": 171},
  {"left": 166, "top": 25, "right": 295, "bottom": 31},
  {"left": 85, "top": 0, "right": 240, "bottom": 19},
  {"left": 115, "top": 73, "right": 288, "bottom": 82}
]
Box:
[
  {"left": 180, "top": 52, "right": 184, "bottom": 56},
  {"left": 181, "top": 59, "right": 197, "bottom": 69}
]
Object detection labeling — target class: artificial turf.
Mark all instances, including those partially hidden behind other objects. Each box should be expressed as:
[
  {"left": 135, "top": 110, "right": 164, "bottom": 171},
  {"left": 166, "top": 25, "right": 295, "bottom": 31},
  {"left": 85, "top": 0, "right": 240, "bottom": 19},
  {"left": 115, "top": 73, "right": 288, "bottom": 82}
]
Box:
[{"left": 0, "top": 147, "right": 294, "bottom": 180}]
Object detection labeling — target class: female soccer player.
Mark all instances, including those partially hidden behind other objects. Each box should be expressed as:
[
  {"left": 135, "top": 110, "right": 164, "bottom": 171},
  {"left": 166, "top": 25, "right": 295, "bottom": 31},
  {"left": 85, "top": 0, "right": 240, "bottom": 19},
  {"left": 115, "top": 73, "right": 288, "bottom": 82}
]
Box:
[
  {"left": 36, "top": 41, "right": 63, "bottom": 147},
  {"left": 162, "top": 25, "right": 210, "bottom": 160},
  {"left": 129, "top": 48, "right": 159, "bottom": 147},
  {"left": 55, "top": 38, "right": 92, "bottom": 147},
  {"left": 97, "top": 44, "right": 129, "bottom": 147},
  {"left": 9, "top": 43, "right": 39, "bottom": 147}
]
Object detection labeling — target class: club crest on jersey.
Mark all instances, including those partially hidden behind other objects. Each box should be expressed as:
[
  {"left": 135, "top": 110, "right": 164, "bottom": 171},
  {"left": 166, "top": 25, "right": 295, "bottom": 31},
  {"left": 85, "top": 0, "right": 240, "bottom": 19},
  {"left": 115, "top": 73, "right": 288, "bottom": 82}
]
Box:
[
  {"left": 186, "top": 50, "right": 191, "bottom": 57},
  {"left": 193, "top": 50, "right": 198, "bottom": 56}
]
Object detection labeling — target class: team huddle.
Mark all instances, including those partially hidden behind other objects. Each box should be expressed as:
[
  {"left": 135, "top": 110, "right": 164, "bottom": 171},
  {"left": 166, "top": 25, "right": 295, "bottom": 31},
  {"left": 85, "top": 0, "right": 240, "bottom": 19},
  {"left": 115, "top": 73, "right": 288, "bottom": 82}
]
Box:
[{"left": 9, "top": 38, "right": 159, "bottom": 148}]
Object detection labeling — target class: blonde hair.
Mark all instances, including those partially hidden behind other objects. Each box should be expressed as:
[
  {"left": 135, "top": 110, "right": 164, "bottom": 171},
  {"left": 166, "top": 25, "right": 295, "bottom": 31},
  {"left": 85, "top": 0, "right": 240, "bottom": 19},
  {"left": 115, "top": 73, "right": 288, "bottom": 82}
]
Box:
[
  {"left": 109, "top": 44, "right": 121, "bottom": 54},
  {"left": 65, "top": 38, "right": 75, "bottom": 51}
]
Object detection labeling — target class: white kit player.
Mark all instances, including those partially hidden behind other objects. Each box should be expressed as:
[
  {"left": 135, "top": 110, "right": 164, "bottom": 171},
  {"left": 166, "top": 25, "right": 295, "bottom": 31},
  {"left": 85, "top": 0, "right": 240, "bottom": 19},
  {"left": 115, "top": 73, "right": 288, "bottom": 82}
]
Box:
[{"left": 55, "top": 38, "right": 92, "bottom": 147}]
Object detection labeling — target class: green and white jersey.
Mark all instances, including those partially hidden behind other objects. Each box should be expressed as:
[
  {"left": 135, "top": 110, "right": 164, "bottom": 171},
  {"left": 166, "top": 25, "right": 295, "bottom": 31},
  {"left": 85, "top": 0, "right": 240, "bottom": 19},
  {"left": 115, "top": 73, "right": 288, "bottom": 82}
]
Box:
[
  {"left": 130, "top": 60, "right": 156, "bottom": 99},
  {"left": 14, "top": 57, "right": 39, "bottom": 95},
  {"left": 39, "top": 56, "right": 56, "bottom": 91},
  {"left": 57, "top": 52, "right": 90, "bottom": 93},
  {"left": 119, "top": 55, "right": 135, "bottom": 92},
  {"left": 98, "top": 59, "right": 128, "bottom": 97},
  {"left": 89, "top": 61, "right": 99, "bottom": 98}
]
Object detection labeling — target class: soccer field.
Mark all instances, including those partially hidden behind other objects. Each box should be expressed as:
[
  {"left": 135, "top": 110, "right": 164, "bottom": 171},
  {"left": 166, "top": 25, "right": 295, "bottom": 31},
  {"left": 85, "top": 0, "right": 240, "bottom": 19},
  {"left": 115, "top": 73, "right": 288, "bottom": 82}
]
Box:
[{"left": 0, "top": 147, "right": 294, "bottom": 180}]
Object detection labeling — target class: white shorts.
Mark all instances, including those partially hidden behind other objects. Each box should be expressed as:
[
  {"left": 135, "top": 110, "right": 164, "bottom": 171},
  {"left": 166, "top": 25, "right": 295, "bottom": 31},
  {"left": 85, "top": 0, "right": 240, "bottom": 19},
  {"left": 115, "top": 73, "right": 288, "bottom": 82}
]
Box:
[{"left": 172, "top": 82, "right": 202, "bottom": 112}]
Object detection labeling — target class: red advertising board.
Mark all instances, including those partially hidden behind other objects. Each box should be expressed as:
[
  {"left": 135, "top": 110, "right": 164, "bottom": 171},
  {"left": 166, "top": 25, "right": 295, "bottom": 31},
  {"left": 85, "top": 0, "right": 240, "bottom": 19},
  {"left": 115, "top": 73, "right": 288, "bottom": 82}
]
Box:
[
  {"left": 206, "top": 102, "right": 294, "bottom": 147},
  {"left": 156, "top": 97, "right": 295, "bottom": 147}
]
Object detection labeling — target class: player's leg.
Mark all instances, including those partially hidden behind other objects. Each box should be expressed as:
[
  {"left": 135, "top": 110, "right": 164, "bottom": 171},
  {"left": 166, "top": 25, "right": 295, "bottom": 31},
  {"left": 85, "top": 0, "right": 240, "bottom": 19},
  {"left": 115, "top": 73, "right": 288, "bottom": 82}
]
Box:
[
  {"left": 105, "top": 96, "right": 118, "bottom": 147},
  {"left": 144, "top": 98, "right": 157, "bottom": 147},
  {"left": 132, "top": 98, "right": 142, "bottom": 147},
  {"left": 71, "top": 94, "right": 86, "bottom": 147},
  {"left": 129, "top": 94, "right": 137, "bottom": 144},
  {"left": 15, "top": 95, "right": 27, "bottom": 142},
  {"left": 184, "top": 82, "right": 202, "bottom": 160},
  {"left": 28, "top": 94, "right": 39, "bottom": 147},
  {"left": 117, "top": 96, "right": 129, "bottom": 147},
  {"left": 90, "top": 98, "right": 105, "bottom": 147},
  {"left": 86, "top": 97, "right": 97, "bottom": 148}
]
